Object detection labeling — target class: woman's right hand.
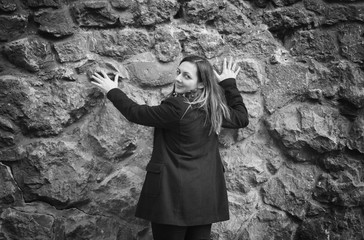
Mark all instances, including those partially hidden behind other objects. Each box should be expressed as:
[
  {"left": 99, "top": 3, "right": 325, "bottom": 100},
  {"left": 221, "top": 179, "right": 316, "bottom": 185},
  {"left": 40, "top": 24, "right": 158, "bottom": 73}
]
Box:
[
  {"left": 214, "top": 57, "right": 241, "bottom": 82},
  {"left": 91, "top": 70, "right": 120, "bottom": 93}
]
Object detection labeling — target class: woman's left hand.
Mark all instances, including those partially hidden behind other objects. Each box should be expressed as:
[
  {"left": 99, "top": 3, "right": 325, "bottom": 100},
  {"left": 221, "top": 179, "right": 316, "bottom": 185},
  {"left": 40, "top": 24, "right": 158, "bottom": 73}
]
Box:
[
  {"left": 91, "top": 70, "right": 120, "bottom": 93},
  {"left": 214, "top": 57, "right": 241, "bottom": 82}
]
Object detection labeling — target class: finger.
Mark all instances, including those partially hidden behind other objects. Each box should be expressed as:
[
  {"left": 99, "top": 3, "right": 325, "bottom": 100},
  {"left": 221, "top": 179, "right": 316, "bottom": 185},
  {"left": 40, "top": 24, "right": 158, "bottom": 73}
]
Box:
[
  {"left": 234, "top": 66, "right": 241, "bottom": 75},
  {"left": 91, "top": 75, "right": 101, "bottom": 83},
  {"left": 92, "top": 72, "right": 104, "bottom": 82},
  {"left": 232, "top": 61, "right": 238, "bottom": 72},
  {"left": 228, "top": 57, "right": 233, "bottom": 69},
  {"left": 114, "top": 73, "right": 119, "bottom": 83},
  {"left": 223, "top": 58, "right": 227, "bottom": 71},
  {"left": 90, "top": 81, "right": 101, "bottom": 88},
  {"left": 100, "top": 70, "right": 109, "bottom": 80}
]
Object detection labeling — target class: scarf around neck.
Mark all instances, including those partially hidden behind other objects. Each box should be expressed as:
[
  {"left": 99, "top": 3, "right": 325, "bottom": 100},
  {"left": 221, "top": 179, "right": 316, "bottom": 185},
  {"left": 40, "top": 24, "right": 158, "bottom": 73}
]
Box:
[{"left": 171, "top": 87, "right": 204, "bottom": 102}]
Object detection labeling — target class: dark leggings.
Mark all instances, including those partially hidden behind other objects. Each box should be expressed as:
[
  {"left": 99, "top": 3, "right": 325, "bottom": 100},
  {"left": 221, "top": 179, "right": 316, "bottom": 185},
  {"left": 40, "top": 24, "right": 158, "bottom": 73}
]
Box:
[{"left": 151, "top": 222, "right": 212, "bottom": 240}]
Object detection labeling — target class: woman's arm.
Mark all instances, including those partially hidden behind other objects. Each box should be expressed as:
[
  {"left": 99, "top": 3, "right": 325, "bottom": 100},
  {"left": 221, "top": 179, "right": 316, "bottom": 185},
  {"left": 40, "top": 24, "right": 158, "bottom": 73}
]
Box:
[
  {"left": 214, "top": 58, "right": 249, "bottom": 129},
  {"left": 90, "top": 70, "right": 186, "bottom": 128},
  {"left": 220, "top": 78, "right": 249, "bottom": 128}
]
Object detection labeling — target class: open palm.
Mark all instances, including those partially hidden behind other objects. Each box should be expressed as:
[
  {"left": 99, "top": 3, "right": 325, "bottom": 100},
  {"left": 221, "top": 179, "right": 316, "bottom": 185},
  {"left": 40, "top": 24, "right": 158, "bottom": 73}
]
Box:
[{"left": 214, "top": 57, "right": 241, "bottom": 82}]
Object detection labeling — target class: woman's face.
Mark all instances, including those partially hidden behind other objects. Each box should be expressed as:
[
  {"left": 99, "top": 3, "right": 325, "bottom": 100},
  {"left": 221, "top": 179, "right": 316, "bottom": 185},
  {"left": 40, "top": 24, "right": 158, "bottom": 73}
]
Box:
[{"left": 175, "top": 61, "right": 201, "bottom": 93}]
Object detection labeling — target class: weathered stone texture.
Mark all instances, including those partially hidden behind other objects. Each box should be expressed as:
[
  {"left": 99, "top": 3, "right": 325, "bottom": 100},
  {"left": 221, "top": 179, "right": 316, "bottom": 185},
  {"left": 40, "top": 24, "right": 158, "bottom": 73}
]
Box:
[
  {"left": 134, "top": 0, "right": 179, "bottom": 26},
  {"left": 338, "top": 24, "right": 364, "bottom": 64},
  {"left": 262, "top": 6, "right": 316, "bottom": 33},
  {"left": 1, "top": 0, "right": 364, "bottom": 239},
  {"left": 266, "top": 103, "right": 351, "bottom": 161},
  {"left": 89, "top": 29, "right": 151, "bottom": 61},
  {"left": 126, "top": 52, "right": 178, "bottom": 87},
  {"left": 213, "top": 2, "right": 252, "bottom": 34},
  {"left": 184, "top": 0, "right": 225, "bottom": 24},
  {"left": 0, "top": 0, "right": 17, "bottom": 12},
  {"left": 305, "top": 0, "right": 364, "bottom": 25},
  {"left": 0, "top": 15, "right": 28, "bottom": 42},
  {"left": 34, "top": 9, "right": 76, "bottom": 38},
  {"left": 71, "top": 1, "right": 119, "bottom": 27},
  {"left": 3, "top": 37, "right": 53, "bottom": 72},
  {"left": 263, "top": 62, "right": 308, "bottom": 113},
  {"left": 154, "top": 26, "right": 182, "bottom": 62},
  {"left": 22, "top": 0, "right": 61, "bottom": 8},
  {"left": 285, "top": 29, "right": 340, "bottom": 62},
  {"left": 272, "top": 0, "right": 301, "bottom": 6},
  {"left": 0, "top": 75, "right": 103, "bottom": 137},
  {"left": 0, "top": 164, "right": 20, "bottom": 205},
  {"left": 53, "top": 37, "right": 87, "bottom": 63},
  {"left": 296, "top": 208, "right": 364, "bottom": 240}
]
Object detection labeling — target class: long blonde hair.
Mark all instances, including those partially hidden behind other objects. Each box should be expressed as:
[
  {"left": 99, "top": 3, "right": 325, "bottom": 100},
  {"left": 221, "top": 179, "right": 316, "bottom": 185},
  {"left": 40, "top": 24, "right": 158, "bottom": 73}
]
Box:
[{"left": 179, "top": 55, "right": 231, "bottom": 135}]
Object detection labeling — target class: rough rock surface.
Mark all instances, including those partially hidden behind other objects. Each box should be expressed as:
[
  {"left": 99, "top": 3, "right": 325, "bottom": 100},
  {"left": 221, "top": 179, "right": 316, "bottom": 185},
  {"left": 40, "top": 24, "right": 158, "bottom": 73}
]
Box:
[{"left": 0, "top": 0, "right": 364, "bottom": 239}]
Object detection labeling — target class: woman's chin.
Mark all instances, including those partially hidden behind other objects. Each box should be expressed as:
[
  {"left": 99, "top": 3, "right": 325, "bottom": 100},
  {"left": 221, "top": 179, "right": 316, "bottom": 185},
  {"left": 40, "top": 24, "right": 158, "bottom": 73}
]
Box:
[{"left": 174, "top": 88, "right": 185, "bottom": 93}]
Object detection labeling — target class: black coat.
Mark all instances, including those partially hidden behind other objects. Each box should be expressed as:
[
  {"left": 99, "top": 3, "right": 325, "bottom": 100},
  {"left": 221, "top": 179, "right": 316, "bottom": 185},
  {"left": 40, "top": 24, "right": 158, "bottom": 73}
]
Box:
[{"left": 107, "top": 78, "right": 249, "bottom": 226}]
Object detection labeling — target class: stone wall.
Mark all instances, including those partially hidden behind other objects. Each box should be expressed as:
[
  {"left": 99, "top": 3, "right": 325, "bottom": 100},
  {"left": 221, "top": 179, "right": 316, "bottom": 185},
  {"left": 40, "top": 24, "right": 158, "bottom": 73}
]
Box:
[{"left": 0, "top": 0, "right": 363, "bottom": 239}]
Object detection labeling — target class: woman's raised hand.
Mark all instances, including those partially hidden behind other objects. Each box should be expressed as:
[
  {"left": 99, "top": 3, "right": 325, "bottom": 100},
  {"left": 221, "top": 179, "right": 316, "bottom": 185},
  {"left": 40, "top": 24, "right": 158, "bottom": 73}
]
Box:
[
  {"left": 214, "top": 57, "right": 241, "bottom": 82},
  {"left": 91, "top": 70, "right": 123, "bottom": 93}
]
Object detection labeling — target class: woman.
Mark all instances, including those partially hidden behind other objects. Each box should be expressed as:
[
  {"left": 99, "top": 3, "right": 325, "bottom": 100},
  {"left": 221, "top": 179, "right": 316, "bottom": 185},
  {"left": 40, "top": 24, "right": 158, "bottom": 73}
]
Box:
[{"left": 91, "top": 55, "right": 249, "bottom": 240}]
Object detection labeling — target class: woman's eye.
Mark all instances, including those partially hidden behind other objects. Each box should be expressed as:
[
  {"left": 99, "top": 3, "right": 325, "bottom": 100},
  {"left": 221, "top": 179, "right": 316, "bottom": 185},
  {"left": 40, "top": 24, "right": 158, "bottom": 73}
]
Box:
[{"left": 184, "top": 74, "right": 190, "bottom": 79}]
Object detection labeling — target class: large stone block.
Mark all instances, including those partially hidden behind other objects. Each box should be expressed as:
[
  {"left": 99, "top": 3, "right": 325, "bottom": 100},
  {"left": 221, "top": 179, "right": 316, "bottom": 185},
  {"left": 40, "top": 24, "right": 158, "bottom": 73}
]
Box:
[
  {"left": 213, "top": 2, "right": 252, "bottom": 35},
  {"left": 134, "top": 0, "right": 179, "bottom": 26},
  {"left": 1, "top": 207, "right": 56, "bottom": 240},
  {"left": 348, "top": 109, "right": 364, "bottom": 153},
  {"left": 0, "top": 15, "right": 28, "bottom": 42},
  {"left": 239, "top": 209, "right": 297, "bottom": 239},
  {"left": 3, "top": 37, "right": 53, "bottom": 72},
  {"left": 266, "top": 103, "right": 351, "bottom": 161},
  {"left": 262, "top": 163, "right": 319, "bottom": 219},
  {"left": 34, "top": 9, "right": 76, "bottom": 38},
  {"left": 338, "top": 23, "right": 364, "bottom": 64},
  {"left": 295, "top": 208, "right": 364, "bottom": 240},
  {"left": 53, "top": 37, "right": 87, "bottom": 63},
  {"left": 285, "top": 29, "right": 340, "bottom": 62},
  {"left": 184, "top": 0, "right": 225, "bottom": 23},
  {"left": 180, "top": 26, "right": 227, "bottom": 59},
  {"left": 263, "top": 62, "right": 308, "bottom": 113},
  {"left": 0, "top": 75, "right": 103, "bottom": 137},
  {"left": 314, "top": 153, "right": 364, "bottom": 207},
  {"left": 71, "top": 1, "right": 119, "bottom": 27},
  {"left": 11, "top": 140, "right": 92, "bottom": 205},
  {"left": 262, "top": 6, "right": 316, "bottom": 33},
  {"left": 221, "top": 138, "right": 273, "bottom": 193},
  {"left": 0, "top": 203, "right": 129, "bottom": 240},
  {"left": 21, "top": 0, "right": 61, "bottom": 8},
  {"left": 0, "top": 164, "right": 20, "bottom": 205},
  {"left": 89, "top": 29, "right": 151, "bottom": 61},
  {"left": 125, "top": 52, "right": 178, "bottom": 87},
  {"left": 153, "top": 26, "right": 182, "bottom": 63},
  {"left": 272, "top": 0, "right": 302, "bottom": 7},
  {"left": 0, "top": 0, "right": 17, "bottom": 12},
  {"left": 333, "top": 61, "right": 364, "bottom": 109},
  {"left": 304, "top": 0, "right": 364, "bottom": 25},
  {"left": 109, "top": 0, "right": 132, "bottom": 9},
  {"left": 225, "top": 28, "right": 281, "bottom": 59}
]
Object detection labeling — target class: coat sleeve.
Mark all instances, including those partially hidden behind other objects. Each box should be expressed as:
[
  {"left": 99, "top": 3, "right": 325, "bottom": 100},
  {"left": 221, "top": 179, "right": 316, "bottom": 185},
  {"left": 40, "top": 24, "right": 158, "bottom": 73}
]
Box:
[
  {"left": 220, "top": 78, "right": 249, "bottom": 129},
  {"left": 106, "top": 88, "right": 186, "bottom": 128}
]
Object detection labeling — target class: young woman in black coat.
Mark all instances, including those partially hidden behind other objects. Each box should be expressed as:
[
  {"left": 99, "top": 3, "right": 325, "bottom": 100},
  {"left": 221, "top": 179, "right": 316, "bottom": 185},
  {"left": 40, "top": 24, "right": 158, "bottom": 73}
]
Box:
[{"left": 91, "top": 55, "right": 249, "bottom": 240}]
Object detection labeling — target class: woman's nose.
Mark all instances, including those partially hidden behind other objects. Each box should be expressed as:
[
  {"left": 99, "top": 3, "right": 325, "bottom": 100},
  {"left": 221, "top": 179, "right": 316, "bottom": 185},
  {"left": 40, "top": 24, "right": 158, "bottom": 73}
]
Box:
[{"left": 175, "top": 74, "right": 182, "bottom": 82}]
